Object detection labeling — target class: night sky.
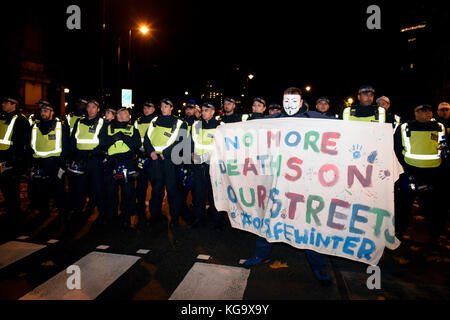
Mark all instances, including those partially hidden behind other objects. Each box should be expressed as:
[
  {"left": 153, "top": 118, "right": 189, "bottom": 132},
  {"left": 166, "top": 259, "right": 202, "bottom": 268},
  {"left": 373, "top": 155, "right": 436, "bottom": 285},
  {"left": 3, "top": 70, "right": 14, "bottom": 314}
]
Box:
[{"left": 1, "top": 0, "right": 449, "bottom": 117}]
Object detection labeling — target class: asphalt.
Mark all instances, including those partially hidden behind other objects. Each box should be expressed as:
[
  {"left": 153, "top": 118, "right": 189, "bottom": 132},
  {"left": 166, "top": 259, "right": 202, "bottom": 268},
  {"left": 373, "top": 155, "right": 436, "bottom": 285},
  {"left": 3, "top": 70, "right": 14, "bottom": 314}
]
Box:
[{"left": 0, "top": 182, "right": 448, "bottom": 302}]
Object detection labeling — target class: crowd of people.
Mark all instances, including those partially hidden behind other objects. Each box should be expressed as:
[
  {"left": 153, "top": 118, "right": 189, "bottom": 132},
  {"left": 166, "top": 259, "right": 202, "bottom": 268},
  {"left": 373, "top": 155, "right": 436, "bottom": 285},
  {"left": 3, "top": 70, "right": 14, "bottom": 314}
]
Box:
[{"left": 0, "top": 84, "right": 448, "bottom": 284}]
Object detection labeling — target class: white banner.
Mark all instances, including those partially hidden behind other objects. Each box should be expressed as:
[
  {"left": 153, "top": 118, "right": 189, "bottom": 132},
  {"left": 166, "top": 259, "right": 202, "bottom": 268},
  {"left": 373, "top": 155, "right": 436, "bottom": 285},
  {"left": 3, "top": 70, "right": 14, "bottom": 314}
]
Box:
[{"left": 210, "top": 118, "right": 402, "bottom": 265}]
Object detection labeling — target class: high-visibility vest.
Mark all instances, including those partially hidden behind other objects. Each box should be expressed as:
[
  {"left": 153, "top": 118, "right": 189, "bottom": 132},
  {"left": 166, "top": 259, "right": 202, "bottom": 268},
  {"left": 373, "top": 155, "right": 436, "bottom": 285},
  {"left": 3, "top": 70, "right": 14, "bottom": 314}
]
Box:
[
  {"left": 75, "top": 118, "right": 104, "bottom": 150},
  {"left": 146, "top": 117, "right": 183, "bottom": 152},
  {"left": 66, "top": 114, "right": 83, "bottom": 134},
  {"left": 31, "top": 120, "right": 62, "bottom": 158},
  {"left": 107, "top": 124, "right": 134, "bottom": 156},
  {"left": 400, "top": 122, "right": 445, "bottom": 168},
  {"left": 134, "top": 118, "right": 152, "bottom": 147},
  {"left": 0, "top": 115, "right": 18, "bottom": 151},
  {"left": 342, "top": 107, "right": 386, "bottom": 123},
  {"left": 191, "top": 120, "right": 218, "bottom": 162}
]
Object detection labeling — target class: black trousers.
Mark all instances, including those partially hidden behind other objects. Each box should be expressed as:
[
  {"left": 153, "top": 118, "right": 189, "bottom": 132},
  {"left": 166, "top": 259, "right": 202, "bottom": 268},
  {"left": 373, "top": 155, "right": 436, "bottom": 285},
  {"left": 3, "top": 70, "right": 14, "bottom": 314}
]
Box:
[
  {"left": 104, "top": 159, "right": 136, "bottom": 223},
  {"left": 136, "top": 166, "right": 152, "bottom": 221},
  {"left": 72, "top": 156, "right": 105, "bottom": 217},
  {"left": 29, "top": 157, "right": 67, "bottom": 216},
  {"left": 148, "top": 158, "right": 180, "bottom": 220},
  {"left": 0, "top": 171, "right": 21, "bottom": 216},
  {"left": 394, "top": 170, "right": 447, "bottom": 239},
  {"left": 192, "top": 164, "right": 222, "bottom": 225}
]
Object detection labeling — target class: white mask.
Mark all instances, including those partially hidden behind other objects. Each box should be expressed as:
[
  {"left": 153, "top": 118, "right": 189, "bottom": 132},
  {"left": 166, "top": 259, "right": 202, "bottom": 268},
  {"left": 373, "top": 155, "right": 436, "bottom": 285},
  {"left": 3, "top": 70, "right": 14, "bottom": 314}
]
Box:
[{"left": 283, "top": 94, "right": 302, "bottom": 116}]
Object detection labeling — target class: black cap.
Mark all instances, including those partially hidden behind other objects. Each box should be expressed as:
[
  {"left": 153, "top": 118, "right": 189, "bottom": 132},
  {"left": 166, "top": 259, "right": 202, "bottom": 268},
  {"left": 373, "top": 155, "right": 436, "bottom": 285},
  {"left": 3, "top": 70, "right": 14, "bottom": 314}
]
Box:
[
  {"left": 184, "top": 100, "right": 196, "bottom": 109},
  {"left": 414, "top": 104, "right": 432, "bottom": 112},
  {"left": 39, "top": 100, "right": 53, "bottom": 110},
  {"left": 224, "top": 97, "right": 236, "bottom": 104},
  {"left": 252, "top": 97, "right": 266, "bottom": 106},
  {"left": 117, "top": 106, "right": 131, "bottom": 113},
  {"left": 143, "top": 100, "right": 155, "bottom": 108},
  {"left": 104, "top": 105, "right": 117, "bottom": 113},
  {"left": 358, "top": 85, "right": 375, "bottom": 94},
  {"left": 202, "top": 101, "right": 215, "bottom": 109},
  {"left": 316, "top": 97, "right": 330, "bottom": 104},
  {"left": 160, "top": 98, "right": 174, "bottom": 107},
  {"left": 76, "top": 98, "right": 88, "bottom": 105},
  {"left": 268, "top": 103, "right": 281, "bottom": 110},
  {"left": 87, "top": 99, "right": 100, "bottom": 107},
  {"left": 3, "top": 97, "right": 19, "bottom": 105}
]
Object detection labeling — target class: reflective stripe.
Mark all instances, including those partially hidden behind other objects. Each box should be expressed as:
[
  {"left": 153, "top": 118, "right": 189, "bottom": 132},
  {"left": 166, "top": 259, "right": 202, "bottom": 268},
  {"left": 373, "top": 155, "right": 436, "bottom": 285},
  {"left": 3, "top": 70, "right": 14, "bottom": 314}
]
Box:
[
  {"left": 401, "top": 122, "right": 445, "bottom": 164},
  {"left": 343, "top": 108, "right": 350, "bottom": 120},
  {"left": 378, "top": 107, "right": 385, "bottom": 123},
  {"left": 147, "top": 117, "right": 183, "bottom": 152},
  {"left": 241, "top": 114, "right": 249, "bottom": 121},
  {"left": 192, "top": 121, "right": 216, "bottom": 151},
  {"left": 75, "top": 118, "right": 103, "bottom": 146},
  {"left": 0, "top": 115, "right": 18, "bottom": 147},
  {"left": 31, "top": 121, "right": 62, "bottom": 157}
]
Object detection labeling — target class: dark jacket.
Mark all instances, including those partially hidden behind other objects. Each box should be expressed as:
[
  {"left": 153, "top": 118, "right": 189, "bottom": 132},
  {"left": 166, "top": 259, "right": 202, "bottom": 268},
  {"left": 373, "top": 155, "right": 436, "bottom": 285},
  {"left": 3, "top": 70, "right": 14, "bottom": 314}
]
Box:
[{"left": 100, "top": 120, "right": 141, "bottom": 162}]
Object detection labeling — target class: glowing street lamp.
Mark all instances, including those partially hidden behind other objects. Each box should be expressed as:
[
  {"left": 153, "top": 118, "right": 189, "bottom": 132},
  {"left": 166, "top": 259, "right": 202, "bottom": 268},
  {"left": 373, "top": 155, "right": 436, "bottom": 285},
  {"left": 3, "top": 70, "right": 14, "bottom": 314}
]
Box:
[
  {"left": 305, "top": 86, "right": 311, "bottom": 92},
  {"left": 139, "top": 25, "right": 150, "bottom": 35},
  {"left": 248, "top": 73, "right": 255, "bottom": 80}
]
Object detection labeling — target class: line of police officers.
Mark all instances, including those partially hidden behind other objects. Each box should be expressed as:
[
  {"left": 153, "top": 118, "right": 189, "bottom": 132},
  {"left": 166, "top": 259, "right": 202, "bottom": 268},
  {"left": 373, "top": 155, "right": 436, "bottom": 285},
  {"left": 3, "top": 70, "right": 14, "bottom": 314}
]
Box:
[{"left": 0, "top": 86, "right": 448, "bottom": 261}]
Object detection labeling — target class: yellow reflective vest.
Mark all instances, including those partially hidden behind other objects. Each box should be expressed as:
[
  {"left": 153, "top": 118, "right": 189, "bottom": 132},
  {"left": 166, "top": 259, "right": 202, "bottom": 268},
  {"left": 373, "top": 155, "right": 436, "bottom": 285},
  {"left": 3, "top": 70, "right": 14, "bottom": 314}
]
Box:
[
  {"left": 146, "top": 117, "right": 183, "bottom": 152},
  {"left": 0, "top": 115, "right": 18, "bottom": 151},
  {"left": 342, "top": 106, "right": 386, "bottom": 123},
  {"left": 107, "top": 124, "right": 134, "bottom": 156},
  {"left": 31, "top": 120, "right": 63, "bottom": 158},
  {"left": 400, "top": 122, "right": 446, "bottom": 168},
  {"left": 75, "top": 118, "right": 104, "bottom": 150}
]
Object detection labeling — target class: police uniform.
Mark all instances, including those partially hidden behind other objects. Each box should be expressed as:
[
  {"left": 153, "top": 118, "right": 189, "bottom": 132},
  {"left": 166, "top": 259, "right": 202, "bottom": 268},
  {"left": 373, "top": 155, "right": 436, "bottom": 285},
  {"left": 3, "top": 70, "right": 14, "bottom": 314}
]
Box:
[
  {"left": 190, "top": 103, "right": 223, "bottom": 229},
  {"left": 0, "top": 97, "right": 30, "bottom": 220},
  {"left": 143, "top": 107, "right": 186, "bottom": 226},
  {"left": 134, "top": 108, "right": 157, "bottom": 226},
  {"left": 66, "top": 99, "right": 87, "bottom": 135},
  {"left": 29, "top": 103, "right": 70, "bottom": 217},
  {"left": 68, "top": 114, "right": 108, "bottom": 221},
  {"left": 101, "top": 113, "right": 141, "bottom": 227},
  {"left": 394, "top": 105, "right": 447, "bottom": 242},
  {"left": 215, "top": 113, "right": 249, "bottom": 123}
]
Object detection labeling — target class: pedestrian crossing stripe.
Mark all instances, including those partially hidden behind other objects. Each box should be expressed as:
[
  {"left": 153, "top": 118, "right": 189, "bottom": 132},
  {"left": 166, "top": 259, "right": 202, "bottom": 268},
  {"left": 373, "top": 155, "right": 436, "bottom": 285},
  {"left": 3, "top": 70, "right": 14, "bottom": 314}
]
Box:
[
  {"left": 169, "top": 262, "right": 250, "bottom": 300},
  {"left": 19, "top": 251, "right": 140, "bottom": 300},
  {"left": 0, "top": 241, "right": 46, "bottom": 270}
]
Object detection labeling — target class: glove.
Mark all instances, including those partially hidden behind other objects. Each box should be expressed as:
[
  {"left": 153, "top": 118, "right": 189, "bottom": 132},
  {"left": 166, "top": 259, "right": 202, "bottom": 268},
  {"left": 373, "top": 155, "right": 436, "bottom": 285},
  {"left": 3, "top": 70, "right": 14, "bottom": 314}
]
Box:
[{"left": 112, "top": 132, "right": 125, "bottom": 142}]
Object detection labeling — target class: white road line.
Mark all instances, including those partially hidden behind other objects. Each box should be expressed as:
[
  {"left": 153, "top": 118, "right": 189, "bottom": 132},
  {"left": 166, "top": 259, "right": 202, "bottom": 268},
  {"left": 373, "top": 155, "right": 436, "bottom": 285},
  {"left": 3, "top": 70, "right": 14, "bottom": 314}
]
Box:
[
  {"left": 136, "top": 249, "right": 150, "bottom": 254},
  {"left": 96, "top": 245, "right": 110, "bottom": 250},
  {"left": 196, "top": 254, "right": 210, "bottom": 260},
  {"left": 0, "top": 241, "right": 46, "bottom": 270},
  {"left": 20, "top": 251, "right": 140, "bottom": 300},
  {"left": 16, "top": 236, "right": 30, "bottom": 240},
  {"left": 169, "top": 262, "right": 250, "bottom": 300}
]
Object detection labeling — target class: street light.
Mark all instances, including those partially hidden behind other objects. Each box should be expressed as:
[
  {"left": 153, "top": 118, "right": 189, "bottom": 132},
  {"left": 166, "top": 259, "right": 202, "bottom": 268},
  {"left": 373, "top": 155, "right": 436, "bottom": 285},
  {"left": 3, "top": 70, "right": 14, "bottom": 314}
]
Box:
[
  {"left": 305, "top": 85, "right": 311, "bottom": 92},
  {"left": 248, "top": 73, "right": 255, "bottom": 80},
  {"left": 139, "top": 25, "right": 150, "bottom": 35}
]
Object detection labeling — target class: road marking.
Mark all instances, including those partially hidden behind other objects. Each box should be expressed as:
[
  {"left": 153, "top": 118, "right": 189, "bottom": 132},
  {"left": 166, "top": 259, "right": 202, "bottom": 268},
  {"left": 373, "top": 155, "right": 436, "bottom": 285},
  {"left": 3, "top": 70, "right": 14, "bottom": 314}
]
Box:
[
  {"left": 136, "top": 249, "right": 150, "bottom": 254},
  {"left": 0, "top": 241, "right": 46, "bottom": 270},
  {"left": 96, "top": 245, "right": 109, "bottom": 250},
  {"left": 196, "top": 254, "right": 210, "bottom": 260},
  {"left": 47, "top": 239, "right": 59, "bottom": 244},
  {"left": 20, "top": 251, "right": 140, "bottom": 300},
  {"left": 169, "top": 262, "right": 250, "bottom": 300},
  {"left": 16, "top": 236, "right": 30, "bottom": 240}
]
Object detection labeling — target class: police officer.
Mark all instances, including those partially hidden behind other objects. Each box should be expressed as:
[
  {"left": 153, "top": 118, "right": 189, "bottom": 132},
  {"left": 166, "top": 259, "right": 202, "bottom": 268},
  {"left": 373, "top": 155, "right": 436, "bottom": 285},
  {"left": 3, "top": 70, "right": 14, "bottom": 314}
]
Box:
[
  {"left": 246, "top": 97, "right": 267, "bottom": 120},
  {"left": 244, "top": 87, "right": 334, "bottom": 285},
  {"left": 436, "top": 102, "right": 450, "bottom": 134},
  {"left": 315, "top": 97, "right": 338, "bottom": 118},
  {"left": 340, "top": 85, "right": 395, "bottom": 125},
  {"left": 143, "top": 98, "right": 187, "bottom": 228},
  {"left": 190, "top": 101, "right": 224, "bottom": 230},
  {"left": 29, "top": 101, "right": 70, "bottom": 219},
  {"left": 134, "top": 101, "right": 157, "bottom": 227},
  {"left": 216, "top": 97, "right": 248, "bottom": 123},
  {"left": 68, "top": 99, "right": 107, "bottom": 222},
  {"left": 66, "top": 98, "right": 87, "bottom": 135},
  {"left": 103, "top": 106, "right": 117, "bottom": 124},
  {"left": 0, "top": 97, "right": 30, "bottom": 222},
  {"left": 376, "top": 96, "right": 401, "bottom": 130},
  {"left": 178, "top": 101, "right": 198, "bottom": 223},
  {"left": 394, "top": 104, "right": 447, "bottom": 246},
  {"left": 268, "top": 103, "right": 282, "bottom": 116},
  {"left": 101, "top": 106, "right": 140, "bottom": 228}
]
